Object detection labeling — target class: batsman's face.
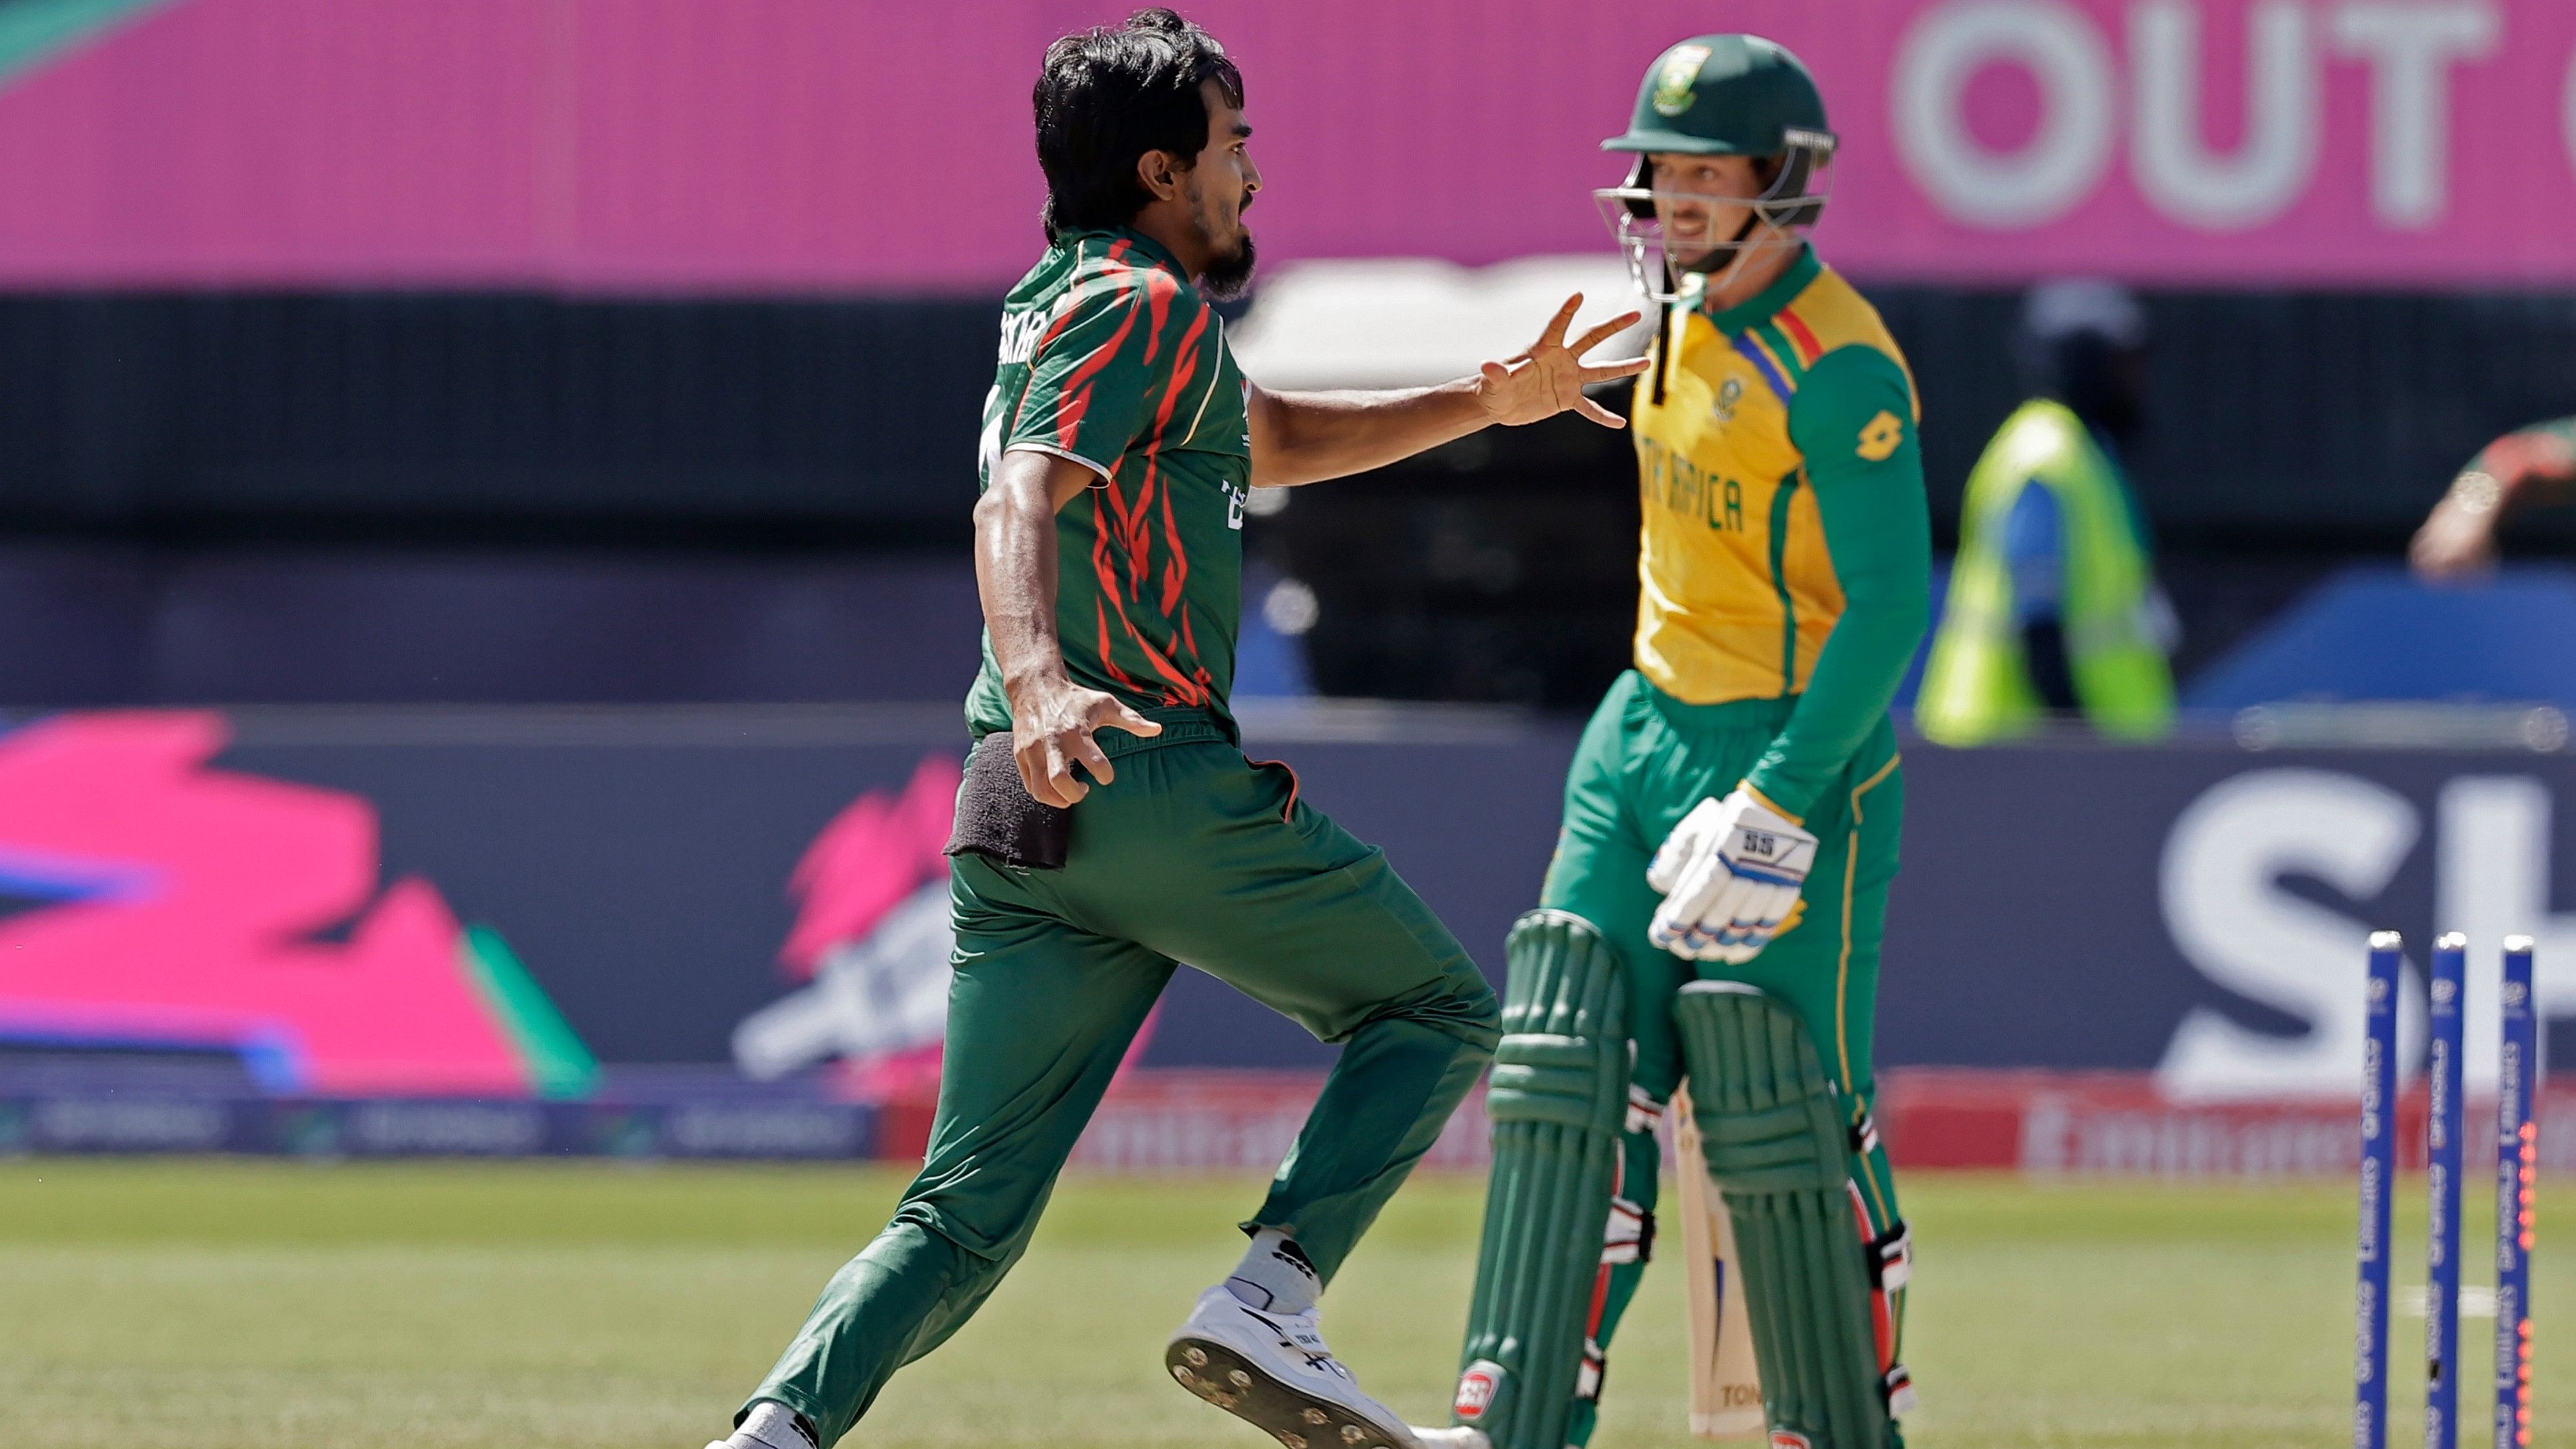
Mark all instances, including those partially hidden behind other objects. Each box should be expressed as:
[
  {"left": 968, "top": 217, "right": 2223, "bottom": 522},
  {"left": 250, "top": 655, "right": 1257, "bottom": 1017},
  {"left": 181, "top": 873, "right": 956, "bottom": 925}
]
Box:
[{"left": 1648, "top": 152, "right": 1761, "bottom": 270}]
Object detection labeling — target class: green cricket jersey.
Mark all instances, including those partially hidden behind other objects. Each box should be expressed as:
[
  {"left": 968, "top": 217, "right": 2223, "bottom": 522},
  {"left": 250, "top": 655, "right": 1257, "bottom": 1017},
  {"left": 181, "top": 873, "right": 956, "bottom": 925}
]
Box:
[{"left": 966, "top": 227, "right": 1252, "bottom": 739}]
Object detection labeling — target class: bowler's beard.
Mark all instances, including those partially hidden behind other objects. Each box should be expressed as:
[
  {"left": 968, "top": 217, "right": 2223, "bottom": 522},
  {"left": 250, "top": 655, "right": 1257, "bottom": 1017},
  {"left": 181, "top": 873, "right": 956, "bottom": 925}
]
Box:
[
  {"left": 1185, "top": 183, "right": 1257, "bottom": 300},
  {"left": 1200, "top": 230, "right": 1257, "bottom": 300}
]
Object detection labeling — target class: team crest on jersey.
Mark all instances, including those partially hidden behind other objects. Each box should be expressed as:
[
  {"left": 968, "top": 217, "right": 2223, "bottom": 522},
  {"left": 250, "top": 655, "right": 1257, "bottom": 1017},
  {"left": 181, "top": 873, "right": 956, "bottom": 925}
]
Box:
[
  {"left": 1652, "top": 43, "right": 1712, "bottom": 116},
  {"left": 1710, "top": 377, "right": 1744, "bottom": 425},
  {"left": 1857, "top": 410, "right": 1905, "bottom": 461}
]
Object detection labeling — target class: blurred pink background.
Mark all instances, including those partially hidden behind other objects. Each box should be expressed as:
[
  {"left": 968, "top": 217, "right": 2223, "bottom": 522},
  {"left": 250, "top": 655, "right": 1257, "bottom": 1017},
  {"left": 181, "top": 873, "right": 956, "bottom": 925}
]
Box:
[{"left": 1, "top": 0, "right": 2573, "bottom": 290}]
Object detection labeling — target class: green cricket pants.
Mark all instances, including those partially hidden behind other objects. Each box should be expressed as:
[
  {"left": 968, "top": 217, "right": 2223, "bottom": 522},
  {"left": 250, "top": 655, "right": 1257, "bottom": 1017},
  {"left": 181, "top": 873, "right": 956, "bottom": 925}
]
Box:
[
  {"left": 743, "top": 711, "right": 1501, "bottom": 1446},
  {"left": 1547, "top": 672, "right": 1906, "bottom": 1446}
]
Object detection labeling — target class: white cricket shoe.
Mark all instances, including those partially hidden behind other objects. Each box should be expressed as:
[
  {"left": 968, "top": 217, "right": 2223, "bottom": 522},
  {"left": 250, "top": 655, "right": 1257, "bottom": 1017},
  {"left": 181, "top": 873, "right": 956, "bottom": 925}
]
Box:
[
  {"left": 1408, "top": 1427, "right": 1491, "bottom": 1449},
  {"left": 1165, "top": 1285, "right": 1419, "bottom": 1449}
]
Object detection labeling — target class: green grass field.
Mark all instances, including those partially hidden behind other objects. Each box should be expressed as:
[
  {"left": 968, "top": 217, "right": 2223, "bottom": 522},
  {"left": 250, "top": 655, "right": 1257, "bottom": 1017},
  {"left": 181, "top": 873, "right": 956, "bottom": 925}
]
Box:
[{"left": 2, "top": 1160, "right": 2568, "bottom": 1448}]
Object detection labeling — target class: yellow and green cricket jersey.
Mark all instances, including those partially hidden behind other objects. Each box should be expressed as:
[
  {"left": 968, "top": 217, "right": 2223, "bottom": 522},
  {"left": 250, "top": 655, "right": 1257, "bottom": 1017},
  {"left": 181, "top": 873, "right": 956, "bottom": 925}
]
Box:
[
  {"left": 968, "top": 227, "right": 1252, "bottom": 739},
  {"left": 1629, "top": 246, "right": 1932, "bottom": 818},
  {"left": 1537, "top": 257, "right": 1928, "bottom": 1437}
]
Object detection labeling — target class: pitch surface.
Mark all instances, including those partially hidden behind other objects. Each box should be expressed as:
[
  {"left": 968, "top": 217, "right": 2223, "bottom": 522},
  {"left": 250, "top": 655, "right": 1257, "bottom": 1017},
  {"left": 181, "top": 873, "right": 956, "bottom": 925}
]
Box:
[{"left": 2, "top": 1161, "right": 2566, "bottom": 1447}]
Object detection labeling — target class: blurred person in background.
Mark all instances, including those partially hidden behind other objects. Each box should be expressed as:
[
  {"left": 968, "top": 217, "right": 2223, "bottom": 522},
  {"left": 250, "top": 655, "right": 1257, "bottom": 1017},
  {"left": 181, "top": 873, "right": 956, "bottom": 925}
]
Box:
[
  {"left": 2410, "top": 417, "right": 2576, "bottom": 578},
  {"left": 1422, "top": 35, "right": 1927, "bottom": 1449},
  {"left": 1914, "top": 280, "right": 2175, "bottom": 744},
  {"left": 709, "top": 12, "right": 1648, "bottom": 1449}
]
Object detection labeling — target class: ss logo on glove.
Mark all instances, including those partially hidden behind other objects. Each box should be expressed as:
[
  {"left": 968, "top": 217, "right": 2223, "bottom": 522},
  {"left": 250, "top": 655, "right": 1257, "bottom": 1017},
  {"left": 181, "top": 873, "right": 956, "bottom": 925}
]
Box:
[{"left": 1644, "top": 788, "right": 1819, "bottom": 964}]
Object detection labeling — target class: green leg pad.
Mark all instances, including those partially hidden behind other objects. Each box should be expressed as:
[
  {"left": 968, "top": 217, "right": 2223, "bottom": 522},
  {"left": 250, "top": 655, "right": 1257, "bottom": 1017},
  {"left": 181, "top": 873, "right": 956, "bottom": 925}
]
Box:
[
  {"left": 1675, "top": 982, "right": 1894, "bottom": 1449},
  {"left": 1452, "top": 910, "right": 1630, "bottom": 1449}
]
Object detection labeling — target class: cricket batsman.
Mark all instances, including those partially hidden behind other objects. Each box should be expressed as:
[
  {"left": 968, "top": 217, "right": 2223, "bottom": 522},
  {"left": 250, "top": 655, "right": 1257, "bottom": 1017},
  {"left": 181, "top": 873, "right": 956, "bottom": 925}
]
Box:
[
  {"left": 1421, "top": 36, "right": 1929, "bottom": 1449},
  {"left": 707, "top": 12, "right": 1648, "bottom": 1449}
]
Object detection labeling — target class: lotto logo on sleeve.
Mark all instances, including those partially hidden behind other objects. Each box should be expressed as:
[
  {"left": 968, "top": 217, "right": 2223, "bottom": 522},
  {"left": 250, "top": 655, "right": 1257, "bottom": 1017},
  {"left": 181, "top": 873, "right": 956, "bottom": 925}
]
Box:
[
  {"left": 1453, "top": 1362, "right": 1504, "bottom": 1420},
  {"left": 1857, "top": 411, "right": 1905, "bottom": 461}
]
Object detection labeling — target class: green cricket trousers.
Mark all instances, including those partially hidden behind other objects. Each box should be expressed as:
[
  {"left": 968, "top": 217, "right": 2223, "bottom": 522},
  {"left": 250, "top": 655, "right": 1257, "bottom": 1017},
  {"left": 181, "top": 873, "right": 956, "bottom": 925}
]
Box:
[
  {"left": 744, "top": 711, "right": 1501, "bottom": 1446},
  {"left": 1549, "top": 672, "right": 1907, "bottom": 1446}
]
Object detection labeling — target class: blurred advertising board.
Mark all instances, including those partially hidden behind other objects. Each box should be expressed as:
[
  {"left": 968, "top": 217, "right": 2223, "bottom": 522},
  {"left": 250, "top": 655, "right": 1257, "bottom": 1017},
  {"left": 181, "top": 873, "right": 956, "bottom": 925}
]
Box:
[
  {"left": 0, "top": 1092, "right": 878, "bottom": 1159},
  {"left": 2, "top": 706, "right": 2575, "bottom": 1175},
  {"left": 0, "top": 1, "right": 2571, "bottom": 289},
  {"left": 0, "top": 705, "right": 1565, "bottom": 1094},
  {"left": 13, "top": 1069, "right": 2576, "bottom": 1180}
]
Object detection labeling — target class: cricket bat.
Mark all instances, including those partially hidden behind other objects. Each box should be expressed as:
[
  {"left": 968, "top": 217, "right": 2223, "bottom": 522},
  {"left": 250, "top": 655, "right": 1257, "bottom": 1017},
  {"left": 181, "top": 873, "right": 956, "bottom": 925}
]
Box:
[{"left": 1672, "top": 1086, "right": 1767, "bottom": 1439}]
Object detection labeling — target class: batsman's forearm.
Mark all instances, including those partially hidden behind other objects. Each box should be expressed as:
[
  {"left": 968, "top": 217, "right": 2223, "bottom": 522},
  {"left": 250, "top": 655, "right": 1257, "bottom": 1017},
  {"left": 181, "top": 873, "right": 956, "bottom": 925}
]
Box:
[
  {"left": 972, "top": 475, "right": 1069, "bottom": 704},
  {"left": 1250, "top": 379, "right": 1488, "bottom": 487},
  {"left": 1744, "top": 596, "right": 1927, "bottom": 819}
]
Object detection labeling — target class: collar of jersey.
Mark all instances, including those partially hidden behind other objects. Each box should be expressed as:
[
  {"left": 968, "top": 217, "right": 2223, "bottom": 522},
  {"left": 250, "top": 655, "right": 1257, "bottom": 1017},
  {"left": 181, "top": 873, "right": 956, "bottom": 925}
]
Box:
[
  {"left": 1059, "top": 225, "right": 1190, "bottom": 282},
  {"left": 1694, "top": 244, "right": 1820, "bottom": 334}
]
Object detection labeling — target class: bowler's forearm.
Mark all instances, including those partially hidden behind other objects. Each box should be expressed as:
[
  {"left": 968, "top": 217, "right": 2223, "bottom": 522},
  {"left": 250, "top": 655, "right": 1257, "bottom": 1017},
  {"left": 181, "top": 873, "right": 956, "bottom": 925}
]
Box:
[
  {"left": 1248, "top": 379, "right": 1489, "bottom": 487},
  {"left": 974, "top": 454, "right": 1089, "bottom": 707}
]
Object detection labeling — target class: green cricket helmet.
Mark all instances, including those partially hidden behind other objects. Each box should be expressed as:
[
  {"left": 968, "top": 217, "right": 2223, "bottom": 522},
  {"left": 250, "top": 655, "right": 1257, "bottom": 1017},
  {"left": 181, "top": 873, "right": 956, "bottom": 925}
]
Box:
[{"left": 1595, "top": 35, "right": 1836, "bottom": 302}]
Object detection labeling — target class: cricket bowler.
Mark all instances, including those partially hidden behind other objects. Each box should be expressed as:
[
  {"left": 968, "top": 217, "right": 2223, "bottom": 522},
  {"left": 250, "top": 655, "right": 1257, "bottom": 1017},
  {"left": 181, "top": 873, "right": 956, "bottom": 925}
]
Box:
[
  {"left": 1420, "top": 36, "right": 1929, "bottom": 1449},
  {"left": 706, "top": 12, "right": 1648, "bottom": 1449}
]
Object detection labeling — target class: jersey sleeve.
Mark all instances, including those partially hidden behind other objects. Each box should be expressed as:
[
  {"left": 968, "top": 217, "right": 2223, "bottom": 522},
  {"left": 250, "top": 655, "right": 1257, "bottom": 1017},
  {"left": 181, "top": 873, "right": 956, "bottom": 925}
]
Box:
[
  {"left": 1745, "top": 345, "right": 1932, "bottom": 820},
  {"left": 1005, "top": 278, "right": 1167, "bottom": 479}
]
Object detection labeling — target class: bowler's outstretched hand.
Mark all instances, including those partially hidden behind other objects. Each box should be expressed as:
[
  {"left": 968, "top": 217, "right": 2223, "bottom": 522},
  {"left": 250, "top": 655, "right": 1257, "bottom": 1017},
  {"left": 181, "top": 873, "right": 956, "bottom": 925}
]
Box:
[{"left": 1477, "top": 294, "right": 1649, "bottom": 429}]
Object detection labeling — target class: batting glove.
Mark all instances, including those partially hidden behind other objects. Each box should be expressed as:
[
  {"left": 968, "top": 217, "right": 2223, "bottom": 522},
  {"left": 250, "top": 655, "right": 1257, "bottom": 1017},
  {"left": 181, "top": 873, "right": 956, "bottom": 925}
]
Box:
[{"left": 1646, "top": 787, "right": 1817, "bottom": 963}]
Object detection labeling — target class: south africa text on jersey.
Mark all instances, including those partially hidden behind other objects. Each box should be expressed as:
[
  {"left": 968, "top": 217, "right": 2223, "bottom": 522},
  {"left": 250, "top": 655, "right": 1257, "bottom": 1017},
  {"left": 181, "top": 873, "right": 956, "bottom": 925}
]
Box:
[{"left": 1639, "top": 435, "right": 1748, "bottom": 532}]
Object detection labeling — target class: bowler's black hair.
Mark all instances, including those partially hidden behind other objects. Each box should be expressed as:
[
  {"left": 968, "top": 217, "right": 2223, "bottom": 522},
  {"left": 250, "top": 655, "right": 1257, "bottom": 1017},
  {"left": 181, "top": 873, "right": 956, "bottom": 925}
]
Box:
[{"left": 1034, "top": 9, "right": 1244, "bottom": 240}]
